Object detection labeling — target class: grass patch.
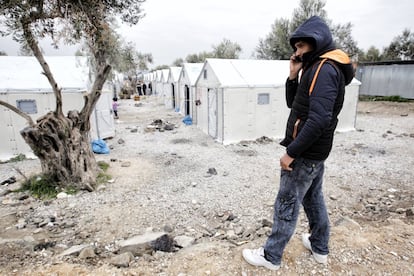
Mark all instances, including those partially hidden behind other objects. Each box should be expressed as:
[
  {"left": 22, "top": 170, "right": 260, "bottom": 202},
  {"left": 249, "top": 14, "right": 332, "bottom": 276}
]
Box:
[
  {"left": 97, "top": 172, "right": 112, "bottom": 184},
  {"left": 14, "top": 161, "right": 112, "bottom": 199},
  {"left": 96, "top": 161, "right": 112, "bottom": 184},
  {"left": 0, "top": 154, "right": 27, "bottom": 164},
  {"left": 97, "top": 161, "right": 110, "bottom": 172},
  {"left": 359, "top": 95, "right": 411, "bottom": 102},
  {"left": 18, "top": 174, "right": 58, "bottom": 199}
]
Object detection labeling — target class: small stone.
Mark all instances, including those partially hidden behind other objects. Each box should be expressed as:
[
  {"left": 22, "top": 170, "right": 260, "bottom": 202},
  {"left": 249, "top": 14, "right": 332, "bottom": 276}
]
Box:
[
  {"left": 16, "top": 218, "right": 26, "bottom": 229},
  {"left": 329, "top": 194, "right": 338, "bottom": 200},
  {"left": 56, "top": 192, "right": 68, "bottom": 199},
  {"left": 390, "top": 251, "right": 398, "bottom": 257},
  {"left": 163, "top": 225, "right": 174, "bottom": 233},
  {"left": 78, "top": 247, "right": 96, "bottom": 259},
  {"left": 261, "top": 218, "right": 273, "bottom": 228},
  {"left": 395, "top": 208, "right": 405, "bottom": 214},
  {"left": 121, "top": 161, "right": 131, "bottom": 167},
  {"left": 174, "top": 236, "right": 195, "bottom": 248},
  {"left": 406, "top": 207, "right": 414, "bottom": 217},
  {"left": 207, "top": 168, "right": 217, "bottom": 175},
  {"left": 109, "top": 252, "right": 134, "bottom": 268}
]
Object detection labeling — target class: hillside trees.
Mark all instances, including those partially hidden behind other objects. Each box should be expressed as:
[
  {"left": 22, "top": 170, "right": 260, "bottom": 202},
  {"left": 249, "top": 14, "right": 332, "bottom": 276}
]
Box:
[
  {"left": 0, "top": 0, "right": 145, "bottom": 191},
  {"left": 256, "top": 0, "right": 359, "bottom": 59}
]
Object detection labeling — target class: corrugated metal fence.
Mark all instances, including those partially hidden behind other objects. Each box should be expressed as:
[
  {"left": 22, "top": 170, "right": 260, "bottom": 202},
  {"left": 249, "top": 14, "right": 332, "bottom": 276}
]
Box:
[{"left": 356, "top": 61, "right": 414, "bottom": 99}]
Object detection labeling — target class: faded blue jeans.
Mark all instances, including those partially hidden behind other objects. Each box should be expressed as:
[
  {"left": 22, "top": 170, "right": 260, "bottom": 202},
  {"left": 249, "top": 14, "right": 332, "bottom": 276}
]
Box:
[{"left": 264, "top": 157, "right": 330, "bottom": 265}]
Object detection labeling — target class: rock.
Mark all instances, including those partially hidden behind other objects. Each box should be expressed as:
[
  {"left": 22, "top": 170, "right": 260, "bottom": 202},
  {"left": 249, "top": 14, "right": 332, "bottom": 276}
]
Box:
[
  {"left": 406, "top": 207, "right": 414, "bottom": 217},
  {"left": 329, "top": 194, "right": 338, "bottom": 200},
  {"left": 222, "top": 211, "right": 236, "bottom": 222},
  {"left": 121, "top": 161, "right": 131, "bottom": 167},
  {"left": 33, "top": 240, "right": 56, "bottom": 251},
  {"left": 118, "top": 138, "right": 125, "bottom": 144},
  {"left": 58, "top": 244, "right": 90, "bottom": 257},
  {"left": 1, "top": 176, "right": 16, "bottom": 185},
  {"left": 174, "top": 235, "right": 195, "bottom": 248},
  {"left": 164, "top": 123, "right": 175, "bottom": 131},
  {"left": 225, "top": 230, "right": 238, "bottom": 240},
  {"left": 234, "top": 226, "right": 244, "bottom": 236},
  {"left": 151, "top": 234, "right": 175, "bottom": 252},
  {"left": 207, "top": 168, "right": 217, "bottom": 175},
  {"left": 56, "top": 192, "right": 69, "bottom": 199},
  {"left": 261, "top": 218, "right": 273, "bottom": 228},
  {"left": 395, "top": 208, "right": 406, "bottom": 214},
  {"left": 16, "top": 218, "right": 26, "bottom": 229},
  {"left": 109, "top": 252, "right": 134, "bottom": 268},
  {"left": 117, "top": 231, "right": 166, "bottom": 256},
  {"left": 163, "top": 225, "right": 174, "bottom": 233},
  {"left": 78, "top": 247, "right": 96, "bottom": 259}
]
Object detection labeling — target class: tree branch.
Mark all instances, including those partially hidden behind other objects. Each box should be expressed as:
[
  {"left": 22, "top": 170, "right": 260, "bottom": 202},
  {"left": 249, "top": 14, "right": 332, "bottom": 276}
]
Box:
[
  {"left": 0, "top": 100, "right": 35, "bottom": 127},
  {"left": 21, "top": 17, "right": 64, "bottom": 118},
  {"left": 79, "top": 64, "right": 112, "bottom": 130}
]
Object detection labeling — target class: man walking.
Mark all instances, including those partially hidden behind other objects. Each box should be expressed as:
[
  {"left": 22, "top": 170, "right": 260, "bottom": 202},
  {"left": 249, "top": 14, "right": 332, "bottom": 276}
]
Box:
[{"left": 242, "top": 16, "right": 354, "bottom": 270}]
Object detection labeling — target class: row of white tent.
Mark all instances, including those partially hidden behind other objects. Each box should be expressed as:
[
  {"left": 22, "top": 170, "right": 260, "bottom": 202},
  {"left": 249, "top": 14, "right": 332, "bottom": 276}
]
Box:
[
  {"left": 142, "top": 58, "right": 361, "bottom": 145},
  {"left": 0, "top": 56, "right": 116, "bottom": 161}
]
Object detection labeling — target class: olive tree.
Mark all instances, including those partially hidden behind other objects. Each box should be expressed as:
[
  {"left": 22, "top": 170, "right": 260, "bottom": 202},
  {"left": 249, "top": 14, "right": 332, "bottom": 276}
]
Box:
[{"left": 0, "top": 0, "right": 145, "bottom": 191}]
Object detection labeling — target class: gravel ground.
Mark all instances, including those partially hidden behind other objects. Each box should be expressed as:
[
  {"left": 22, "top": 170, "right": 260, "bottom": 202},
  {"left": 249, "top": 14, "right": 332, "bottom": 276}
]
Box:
[{"left": 0, "top": 96, "right": 413, "bottom": 275}]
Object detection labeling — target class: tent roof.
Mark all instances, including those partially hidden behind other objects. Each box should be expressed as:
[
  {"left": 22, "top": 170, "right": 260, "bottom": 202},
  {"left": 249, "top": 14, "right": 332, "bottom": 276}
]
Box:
[
  {"left": 169, "top": 66, "right": 182, "bottom": 82},
  {"left": 0, "top": 56, "right": 89, "bottom": 92},
  {"left": 182, "top": 63, "right": 204, "bottom": 85},
  {"left": 161, "top": 69, "right": 169, "bottom": 83},
  {"left": 201, "top": 58, "right": 290, "bottom": 88}
]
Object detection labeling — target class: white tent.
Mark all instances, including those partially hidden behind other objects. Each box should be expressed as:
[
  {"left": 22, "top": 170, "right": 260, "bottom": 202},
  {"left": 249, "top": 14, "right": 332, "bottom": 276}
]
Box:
[
  {"left": 194, "top": 58, "right": 360, "bottom": 145},
  {"left": 167, "top": 66, "right": 182, "bottom": 111},
  {"left": 0, "top": 56, "right": 115, "bottom": 161},
  {"left": 160, "top": 69, "right": 170, "bottom": 106},
  {"left": 154, "top": 70, "right": 163, "bottom": 96},
  {"left": 177, "top": 63, "right": 204, "bottom": 119}
]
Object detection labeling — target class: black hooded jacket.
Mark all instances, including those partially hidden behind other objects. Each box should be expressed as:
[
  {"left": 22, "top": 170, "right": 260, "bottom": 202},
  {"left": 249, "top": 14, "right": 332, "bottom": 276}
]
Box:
[{"left": 280, "top": 16, "right": 354, "bottom": 160}]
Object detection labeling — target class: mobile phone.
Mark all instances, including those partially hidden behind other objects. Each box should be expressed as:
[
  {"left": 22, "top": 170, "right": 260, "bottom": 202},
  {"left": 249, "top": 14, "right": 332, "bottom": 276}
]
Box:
[{"left": 293, "top": 55, "right": 302, "bottom": 62}]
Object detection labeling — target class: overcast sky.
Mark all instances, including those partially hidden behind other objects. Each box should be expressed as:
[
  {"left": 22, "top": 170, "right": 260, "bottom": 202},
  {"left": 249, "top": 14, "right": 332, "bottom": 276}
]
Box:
[{"left": 1, "top": 0, "right": 413, "bottom": 67}]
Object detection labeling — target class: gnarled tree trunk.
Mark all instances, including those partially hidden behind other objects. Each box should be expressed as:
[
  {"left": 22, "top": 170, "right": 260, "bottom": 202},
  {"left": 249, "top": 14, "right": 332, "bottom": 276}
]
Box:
[{"left": 20, "top": 111, "right": 98, "bottom": 191}]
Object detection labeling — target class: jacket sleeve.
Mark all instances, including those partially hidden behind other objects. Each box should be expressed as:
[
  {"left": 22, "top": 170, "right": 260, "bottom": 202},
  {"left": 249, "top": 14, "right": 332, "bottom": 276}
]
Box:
[
  {"left": 285, "top": 77, "right": 298, "bottom": 108},
  {"left": 286, "top": 63, "right": 339, "bottom": 158}
]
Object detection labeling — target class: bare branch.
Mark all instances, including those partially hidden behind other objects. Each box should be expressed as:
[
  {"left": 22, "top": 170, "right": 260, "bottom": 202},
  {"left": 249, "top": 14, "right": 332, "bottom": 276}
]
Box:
[
  {"left": 21, "top": 17, "right": 64, "bottom": 117},
  {"left": 79, "top": 64, "right": 112, "bottom": 130},
  {"left": 0, "top": 100, "right": 35, "bottom": 127}
]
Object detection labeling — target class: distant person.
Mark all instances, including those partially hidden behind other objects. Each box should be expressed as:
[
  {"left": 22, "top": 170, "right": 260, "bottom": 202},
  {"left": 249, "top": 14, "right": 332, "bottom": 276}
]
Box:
[
  {"left": 148, "top": 82, "right": 152, "bottom": 95},
  {"left": 242, "top": 16, "right": 354, "bottom": 270},
  {"left": 137, "top": 82, "right": 142, "bottom": 95},
  {"left": 112, "top": 97, "right": 119, "bottom": 119},
  {"left": 143, "top": 83, "right": 147, "bottom": 95}
]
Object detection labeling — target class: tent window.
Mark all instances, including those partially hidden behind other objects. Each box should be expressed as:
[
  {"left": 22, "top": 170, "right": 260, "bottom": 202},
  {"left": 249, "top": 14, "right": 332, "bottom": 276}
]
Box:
[
  {"left": 203, "top": 69, "right": 207, "bottom": 79},
  {"left": 17, "top": 99, "right": 37, "bottom": 114},
  {"left": 257, "top": 93, "right": 270, "bottom": 105}
]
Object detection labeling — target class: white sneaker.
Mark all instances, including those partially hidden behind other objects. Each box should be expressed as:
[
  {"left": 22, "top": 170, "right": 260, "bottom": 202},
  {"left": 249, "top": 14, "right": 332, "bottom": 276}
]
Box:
[
  {"left": 242, "top": 247, "right": 280, "bottom": 271},
  {"left": 302, "top": 233, "right": 328, "bottom": 264}
]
